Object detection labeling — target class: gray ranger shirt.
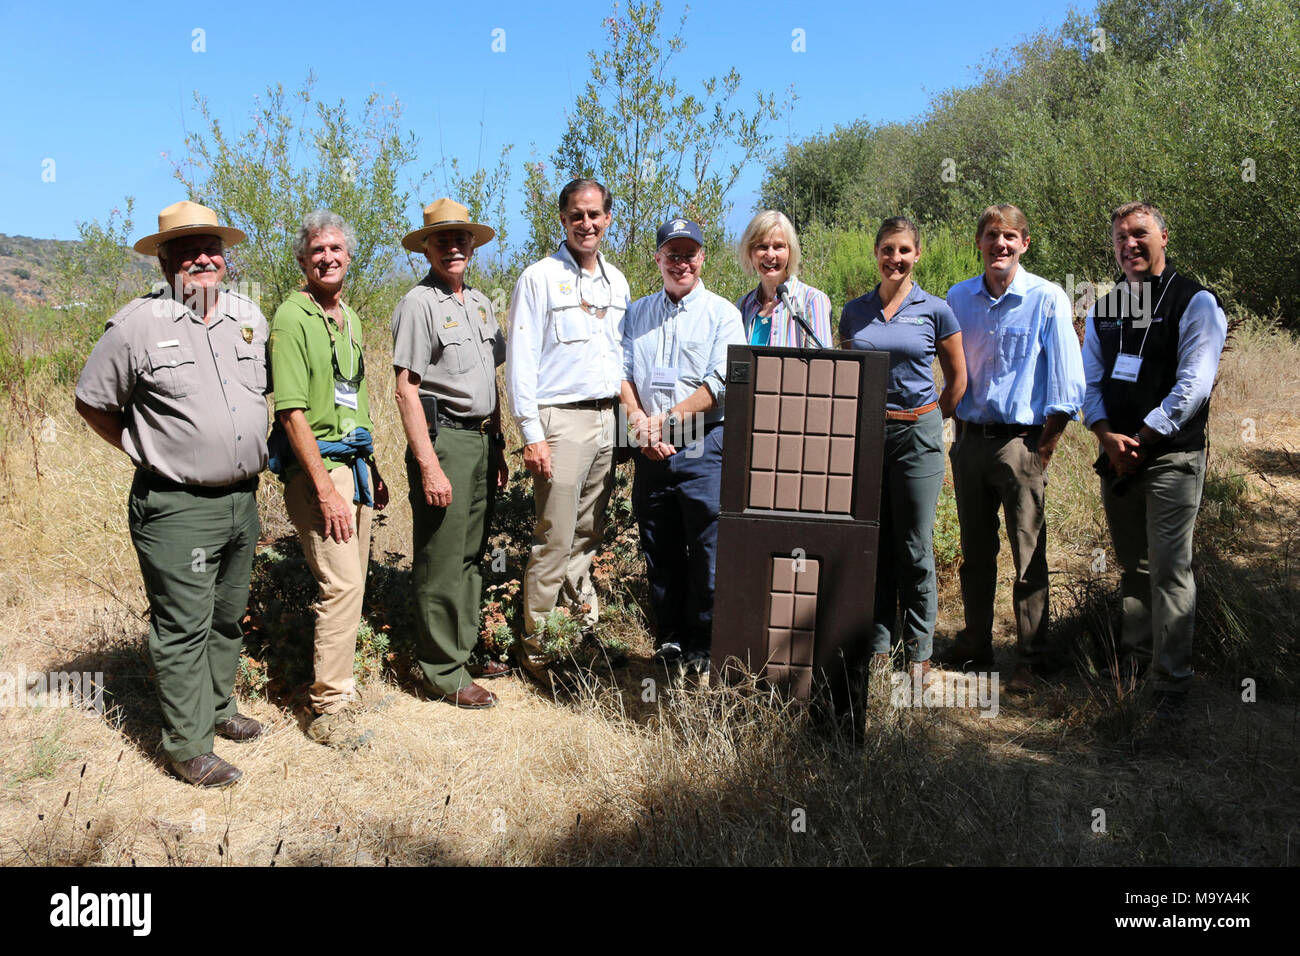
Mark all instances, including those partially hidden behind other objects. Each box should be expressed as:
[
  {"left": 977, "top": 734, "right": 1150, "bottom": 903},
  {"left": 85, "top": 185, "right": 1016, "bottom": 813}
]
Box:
[
  {"left": 391, "top": 271, "right": 505, "bottom": 419},
  {"left": 75, "top": 288, "right": 270, "bottom": 486}
]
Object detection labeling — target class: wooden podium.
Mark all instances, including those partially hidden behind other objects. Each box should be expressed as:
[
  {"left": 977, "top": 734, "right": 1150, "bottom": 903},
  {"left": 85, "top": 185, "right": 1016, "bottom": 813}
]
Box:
[{"left": 711, "top": 345, "right": 888, "bottom": 709}]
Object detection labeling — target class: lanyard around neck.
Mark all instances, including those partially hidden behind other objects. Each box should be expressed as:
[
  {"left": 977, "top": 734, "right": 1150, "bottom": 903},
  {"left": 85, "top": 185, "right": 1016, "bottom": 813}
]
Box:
[
  {"left": 1119, "top": 271, "right": 1175, "bottom": 358},
  {"left": 308, "top": 292, "right": 360, "bottom": 383}
]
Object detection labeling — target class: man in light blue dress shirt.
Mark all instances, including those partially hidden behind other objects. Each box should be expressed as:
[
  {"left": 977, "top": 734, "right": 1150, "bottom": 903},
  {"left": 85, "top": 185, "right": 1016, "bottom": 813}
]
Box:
[
  {"left": 619, "top": 218, "right": 746, "bottom": 674},
  {"left": 938, "top": 204, "right": 1086, "bottom": 693}
]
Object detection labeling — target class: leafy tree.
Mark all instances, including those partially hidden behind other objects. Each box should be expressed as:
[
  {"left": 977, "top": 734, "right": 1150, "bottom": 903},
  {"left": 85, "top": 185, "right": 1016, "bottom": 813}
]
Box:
[
  {"left": 760, "top": 120, "right": 881, "bottom": 231},
  {"left": 543, "top": 0, "right": 780, "bottom": 295},
  {"left": 1090, "top": 0, "right": 1232, "bottom": 61},
  {"left": 55, "top": 197, "right": 148, "bottom": 324},
  {"left": 440, "top": 143, "right": 515, "bottom": 278},
  {"left": 758, "top": 0, "right": 1299, "bottom": 321},
  {"left": 516, "top": 156, "right": 561, "bottom": 272},
  {"left": 1136, "top": 0, "right": 1300, "bottom": 316},
  {"left": 172, "top": 76, "right": 431, "bottom": 319}
]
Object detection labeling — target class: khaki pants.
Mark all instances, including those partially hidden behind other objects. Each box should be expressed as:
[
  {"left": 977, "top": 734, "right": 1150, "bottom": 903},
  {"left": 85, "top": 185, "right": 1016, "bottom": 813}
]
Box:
[
  {"left": 949, "top": 427, "right": 1051, "bottom": 664},
  {"left": 285, "top": 465, "right": 372, "bottom": 714},
  {"left": 522, "top": 404, "right": 615, "bottom": 641}
]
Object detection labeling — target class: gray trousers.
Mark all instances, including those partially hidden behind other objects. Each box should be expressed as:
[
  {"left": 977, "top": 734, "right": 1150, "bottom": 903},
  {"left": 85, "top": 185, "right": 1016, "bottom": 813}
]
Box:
[
  {"left": 1100, "top": 448, "right": 1207, "bottom": 694},
  {"left": 949, "top": 426, "right": 1051, "bottom": 664},
  {"left": 873, "top": 408, "right": 945, "bottom": 662}
]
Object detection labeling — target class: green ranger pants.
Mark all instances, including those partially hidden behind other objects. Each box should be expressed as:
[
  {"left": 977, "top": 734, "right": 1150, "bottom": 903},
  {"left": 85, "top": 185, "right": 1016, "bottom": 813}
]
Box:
[
  {"left": 128, "top": 472, "right": 260, "bottom": 763},
  {"left": 407, "top": 428, "right": 492, "bottom": 696}
]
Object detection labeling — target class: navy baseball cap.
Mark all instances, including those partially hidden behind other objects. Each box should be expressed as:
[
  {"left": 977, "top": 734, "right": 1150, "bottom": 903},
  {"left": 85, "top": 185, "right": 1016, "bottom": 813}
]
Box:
[{"left": 656, "top": 217, "right": 703, "bottom": 249}]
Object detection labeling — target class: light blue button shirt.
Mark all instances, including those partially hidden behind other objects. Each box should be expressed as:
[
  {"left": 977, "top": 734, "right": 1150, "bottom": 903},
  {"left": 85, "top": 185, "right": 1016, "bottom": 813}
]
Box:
[
  {"left": 622, "top": 280, "right": 746, "bottom": 427},
  {"left": 947, "top": 267, "right": 1085, "bottom": 425}
]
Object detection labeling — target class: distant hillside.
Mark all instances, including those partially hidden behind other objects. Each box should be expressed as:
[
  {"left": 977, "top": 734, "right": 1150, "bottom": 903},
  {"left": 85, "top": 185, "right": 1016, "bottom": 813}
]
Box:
[{"left": 0, "top": 234, "right": 155, "bottom": 306}]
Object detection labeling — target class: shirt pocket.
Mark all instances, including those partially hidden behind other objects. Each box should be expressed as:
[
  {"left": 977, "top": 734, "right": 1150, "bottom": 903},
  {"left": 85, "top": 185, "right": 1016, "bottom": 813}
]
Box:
[
  {"left": 234, "top": 341, "right": 267, "bottom": 393},
  {"left": 997, "top": 326, "right": 1034, "bottom": 376},
  {"left": 481, "top": 321, "right": 505, "bottom": 367},
  {"left": 552, "top": 304, "right": 592, "bottom": 344},
  {"left": 145, "top": 347, "right": 199, "bottom": 399},
  {"left": 677, "top": 329, "right": 714, "bottom": 382},
  {"left": 435, "top": 321, "right": 475, "bottom": 375}
]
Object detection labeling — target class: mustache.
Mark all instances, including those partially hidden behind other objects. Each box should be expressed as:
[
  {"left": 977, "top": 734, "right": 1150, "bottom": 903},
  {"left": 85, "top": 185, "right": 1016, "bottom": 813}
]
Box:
[{"left": 185, "top": 262, "right": 221, "bottom": 275}]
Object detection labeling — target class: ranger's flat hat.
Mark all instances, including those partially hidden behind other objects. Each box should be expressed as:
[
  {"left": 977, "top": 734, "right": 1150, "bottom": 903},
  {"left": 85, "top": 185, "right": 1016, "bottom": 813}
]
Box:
[
  {"left": 133, "top": 200, "right": 246, "bottom": 255},
  {"left": 402, "top": 198, "right": 495, "bottom": 253}
]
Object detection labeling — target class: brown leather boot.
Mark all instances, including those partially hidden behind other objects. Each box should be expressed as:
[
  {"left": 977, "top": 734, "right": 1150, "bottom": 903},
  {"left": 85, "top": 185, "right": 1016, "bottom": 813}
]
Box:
[{"left": 169, "top": 753, "right": 242, "bottom": 788}]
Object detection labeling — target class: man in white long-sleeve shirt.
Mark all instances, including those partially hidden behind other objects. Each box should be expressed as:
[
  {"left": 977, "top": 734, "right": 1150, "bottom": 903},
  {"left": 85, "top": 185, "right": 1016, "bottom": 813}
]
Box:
[
  {"left": 506, "top": 179, "right": 632, "bottom": 675},
  {"left": 1083, "top": 201, "right": 1228, "bottom": 720}
]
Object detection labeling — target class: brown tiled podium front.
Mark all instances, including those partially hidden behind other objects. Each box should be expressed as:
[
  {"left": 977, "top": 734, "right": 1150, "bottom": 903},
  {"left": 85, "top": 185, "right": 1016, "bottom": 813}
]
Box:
[{"left": 712, "top": 346, "right": 888, "bottom": 707}]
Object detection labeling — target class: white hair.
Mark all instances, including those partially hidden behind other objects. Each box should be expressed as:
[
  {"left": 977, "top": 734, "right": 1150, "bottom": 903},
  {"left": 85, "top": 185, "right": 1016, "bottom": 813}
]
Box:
[{"left": 294, "top": 209, "right": 358, "bottom": 261}]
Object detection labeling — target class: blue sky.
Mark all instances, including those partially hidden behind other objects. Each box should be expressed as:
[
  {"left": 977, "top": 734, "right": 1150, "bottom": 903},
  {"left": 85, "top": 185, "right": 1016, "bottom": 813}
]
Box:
[{"left": 0, "top": 0, "right": 1085, "bottom": 245}]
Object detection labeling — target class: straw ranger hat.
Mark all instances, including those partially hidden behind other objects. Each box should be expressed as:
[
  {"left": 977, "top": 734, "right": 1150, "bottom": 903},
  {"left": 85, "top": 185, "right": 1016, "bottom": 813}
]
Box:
[
  {"left": 402, "top": 198, "right": 495, "bottom": 253},
  {"left": 133, "top": 200, "right": 246, "bottom": 255}
]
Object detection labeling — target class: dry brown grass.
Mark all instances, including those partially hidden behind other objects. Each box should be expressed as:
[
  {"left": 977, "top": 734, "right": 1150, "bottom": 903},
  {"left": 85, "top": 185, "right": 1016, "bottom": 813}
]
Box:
[{"left": 1, "top": 316, "right": 1297, "bottom": 866}]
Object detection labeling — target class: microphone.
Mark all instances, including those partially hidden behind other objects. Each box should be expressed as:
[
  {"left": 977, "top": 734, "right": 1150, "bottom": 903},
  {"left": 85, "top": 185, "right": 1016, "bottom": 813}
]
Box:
[{"left": 776, "top": 282, "right": 826, "bottom": 350}]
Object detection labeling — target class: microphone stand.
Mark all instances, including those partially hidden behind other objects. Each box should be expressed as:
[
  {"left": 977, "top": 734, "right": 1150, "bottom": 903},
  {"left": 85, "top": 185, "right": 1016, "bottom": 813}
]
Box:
[{"left": 776, "top": 282, "right": 826, "bottom": 350}]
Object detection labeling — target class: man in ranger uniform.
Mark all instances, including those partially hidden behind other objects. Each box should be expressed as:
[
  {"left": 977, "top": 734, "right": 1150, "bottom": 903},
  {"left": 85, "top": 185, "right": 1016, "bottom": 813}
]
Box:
[
  {"left": 393, "top": 199, "right": 509, "bottom": 708},
  {"left": 75, "top": 200, "right": 270, "bottom": 787}
]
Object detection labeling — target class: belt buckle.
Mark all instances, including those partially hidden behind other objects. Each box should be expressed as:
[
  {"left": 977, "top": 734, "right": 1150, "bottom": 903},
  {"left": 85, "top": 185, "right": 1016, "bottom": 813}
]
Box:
[{"left": 477, "top": 417, "right": 491, "bottom": 433}]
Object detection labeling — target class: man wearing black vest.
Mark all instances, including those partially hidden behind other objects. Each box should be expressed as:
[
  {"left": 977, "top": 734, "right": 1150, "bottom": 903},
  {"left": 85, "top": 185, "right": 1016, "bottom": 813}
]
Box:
[{"left": 1083, "top": 202, "right": 1228, "bottom": 719}]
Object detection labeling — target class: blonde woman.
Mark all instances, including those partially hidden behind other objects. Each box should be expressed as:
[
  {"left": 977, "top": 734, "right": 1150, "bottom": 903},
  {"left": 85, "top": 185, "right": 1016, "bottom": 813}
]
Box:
[{"left": 735, "top": 210, "right": 832, "bottom": 349}]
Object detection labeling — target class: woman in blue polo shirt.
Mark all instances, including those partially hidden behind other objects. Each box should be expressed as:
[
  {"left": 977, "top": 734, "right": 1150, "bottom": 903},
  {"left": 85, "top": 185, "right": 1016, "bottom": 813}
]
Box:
[
  {"left": 735, "top": 210, "right": 833, "bottom": 349},
  {"left": 840, "top": 217, "right": 966, "bottom": 683}
]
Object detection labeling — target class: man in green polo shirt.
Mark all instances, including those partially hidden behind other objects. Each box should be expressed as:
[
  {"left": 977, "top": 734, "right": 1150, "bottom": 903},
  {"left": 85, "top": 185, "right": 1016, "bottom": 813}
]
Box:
[{"left": 269, "top": 210, "right": 378, "bottom": 749}]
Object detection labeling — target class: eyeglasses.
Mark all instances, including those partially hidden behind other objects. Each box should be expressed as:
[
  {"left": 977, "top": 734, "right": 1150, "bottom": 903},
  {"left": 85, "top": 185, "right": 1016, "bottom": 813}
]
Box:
[
  {"left": 575, "top": 273, "right": 623, "bottom": 319},
  {"left": 660, "top": 252, "right": 701, "bottom": 265}
]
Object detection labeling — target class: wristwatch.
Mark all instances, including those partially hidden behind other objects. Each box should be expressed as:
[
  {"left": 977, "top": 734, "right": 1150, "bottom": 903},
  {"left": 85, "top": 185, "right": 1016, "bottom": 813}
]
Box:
[{"left": 665, "top": 411, "right": 682, "bottom": 430}]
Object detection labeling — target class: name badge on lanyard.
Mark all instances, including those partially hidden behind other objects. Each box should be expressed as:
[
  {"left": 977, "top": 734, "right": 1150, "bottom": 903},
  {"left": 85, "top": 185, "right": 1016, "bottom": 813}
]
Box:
[
  {"left": 335, "top": 380, "right": 360, "bottom": 409},
  {"left": 651, "top": 365, "right": 678, "bottom": 391},
  {"left": 1112, "top": 353, "right": 1143, "bottom": 383}
]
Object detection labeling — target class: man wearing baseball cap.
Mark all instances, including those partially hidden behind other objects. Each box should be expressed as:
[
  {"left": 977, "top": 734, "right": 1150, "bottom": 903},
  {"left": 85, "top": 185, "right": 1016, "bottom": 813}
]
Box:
[
  {"left": 619, "top": 218, "right": 746, "bottom": 673},
  {"left": 75, "top": 200, "right": 270, "bottom": 787}
]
